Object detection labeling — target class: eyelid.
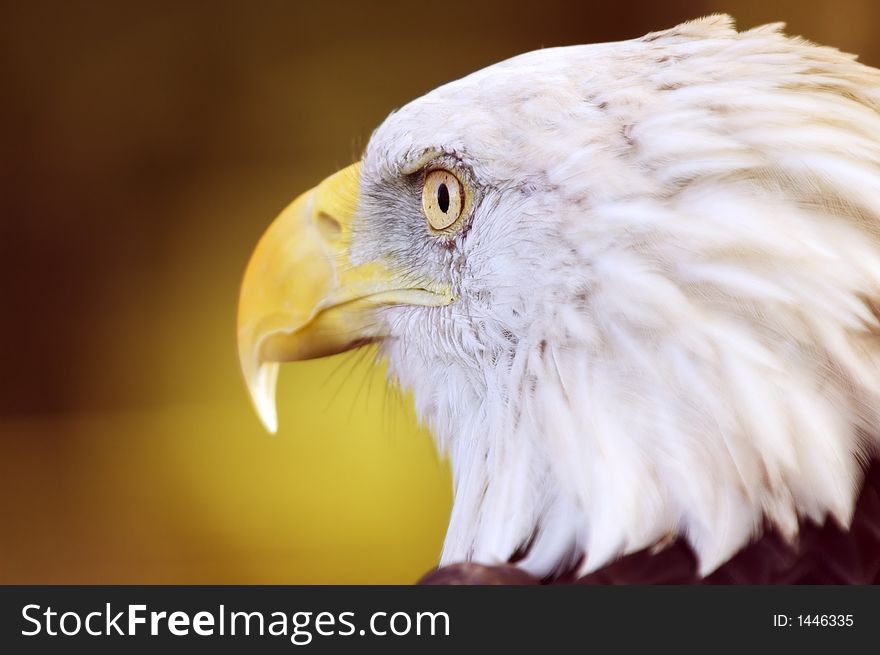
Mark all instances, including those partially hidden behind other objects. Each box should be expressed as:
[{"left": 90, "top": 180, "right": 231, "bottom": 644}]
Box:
[{"left": 400, "top": 149, "right": 445, "bottom": 175}]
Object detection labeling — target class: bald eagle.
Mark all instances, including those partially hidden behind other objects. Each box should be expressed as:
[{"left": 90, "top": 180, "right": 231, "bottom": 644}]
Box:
[{"left": 237, "top": 15, "right": 880, "bottom": 584}]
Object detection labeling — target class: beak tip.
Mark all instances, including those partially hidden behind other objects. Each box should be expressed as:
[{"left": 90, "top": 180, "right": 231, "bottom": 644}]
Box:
[
  {"left": 245, "top": 360, "right": 281, "bottom": 435},
  {"left": 255, "top": 396, "right": 278, "bottom": 434},
  {"left": 261, "top": 413, "right": 279, "bottom": 435}
]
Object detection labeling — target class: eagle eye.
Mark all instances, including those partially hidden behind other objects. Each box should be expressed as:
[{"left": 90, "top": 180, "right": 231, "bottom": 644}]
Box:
[{"left": 422, "top": 168, "right": 464, "bottom": 231}]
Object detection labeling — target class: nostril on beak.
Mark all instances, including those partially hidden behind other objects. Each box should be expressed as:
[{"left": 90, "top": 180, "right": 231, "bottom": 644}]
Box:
[{"left": 315, "top": 211, "right": 342, "bottom": 242}]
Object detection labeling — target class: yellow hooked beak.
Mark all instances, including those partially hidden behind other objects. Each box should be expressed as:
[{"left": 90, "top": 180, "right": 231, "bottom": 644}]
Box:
[{"left": 237, "top": 162, "right": 453, "bottom": 433}]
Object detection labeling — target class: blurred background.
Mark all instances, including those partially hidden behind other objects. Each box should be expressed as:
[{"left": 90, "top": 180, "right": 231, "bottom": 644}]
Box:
[{"left": 1, "top": 0, "right": 878, "bottom": 583}]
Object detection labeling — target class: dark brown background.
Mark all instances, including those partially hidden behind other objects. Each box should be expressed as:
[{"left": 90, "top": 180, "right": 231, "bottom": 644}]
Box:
[{"left": 2, "top": 0, "right": 878, "bottom": 582}]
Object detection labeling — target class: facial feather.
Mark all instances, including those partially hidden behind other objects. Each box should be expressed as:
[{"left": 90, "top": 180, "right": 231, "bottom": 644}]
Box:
[{"left": 350, "top": 14, "right": 880, "bottom": 577}]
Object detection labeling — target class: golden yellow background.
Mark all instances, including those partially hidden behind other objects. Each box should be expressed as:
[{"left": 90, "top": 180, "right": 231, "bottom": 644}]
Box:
[{"left": 2, "top": 0, "right": 878, "bottom": 583}]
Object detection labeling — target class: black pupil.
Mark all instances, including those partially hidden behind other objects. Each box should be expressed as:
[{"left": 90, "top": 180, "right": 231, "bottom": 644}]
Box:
[{"left": 437, "top": 183, "right": 450, "bottom": 213}]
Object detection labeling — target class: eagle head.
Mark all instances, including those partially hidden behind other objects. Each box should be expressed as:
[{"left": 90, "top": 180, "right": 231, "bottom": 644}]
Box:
[{"left": 237, "top": 15, "right": 880, "bottom": 579}]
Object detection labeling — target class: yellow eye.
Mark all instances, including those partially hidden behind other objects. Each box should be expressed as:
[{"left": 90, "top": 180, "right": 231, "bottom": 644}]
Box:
[{"left": 422, "top": 169, "right": 464, "bottom": 231}]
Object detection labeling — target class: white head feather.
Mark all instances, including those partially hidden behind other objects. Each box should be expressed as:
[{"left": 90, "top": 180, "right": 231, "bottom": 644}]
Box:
[{"left": 355, "top": 15, "right": 880, "bottom": 577}]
